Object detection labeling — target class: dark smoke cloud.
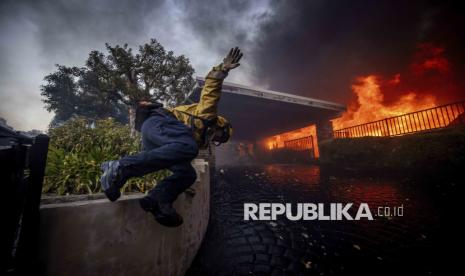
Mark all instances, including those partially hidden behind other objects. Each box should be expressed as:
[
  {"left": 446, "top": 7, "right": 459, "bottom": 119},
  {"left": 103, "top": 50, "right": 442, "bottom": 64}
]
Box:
[
  {"left": 1, "top": 0, "right": 464, "bottom": 130},
  {"left": 0, "top": 0, "right": 166, "bottom": 130},
  {"left": 1, "top": 0, "right": 163, "bottom": 63},
  {"left": 0, "top": 0, "right": 269, "bottom": 130},
  {"left": 250, "top": 0, "right": 465, "bottom": 104},
  {"left": 174, "top": 0, "right": 272, "bottom": 54}
]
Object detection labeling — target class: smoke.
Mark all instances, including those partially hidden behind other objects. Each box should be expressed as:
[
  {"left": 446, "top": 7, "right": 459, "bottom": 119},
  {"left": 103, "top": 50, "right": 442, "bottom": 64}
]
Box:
[
  {"left": 249, "top": 0, "right": 465, "bottom": 103},
  {"left": 0, "top": 0, "right": 464, "bottom": 131},
  {"left": 0, "top": 0, "right": 273, "bottom": 130}
]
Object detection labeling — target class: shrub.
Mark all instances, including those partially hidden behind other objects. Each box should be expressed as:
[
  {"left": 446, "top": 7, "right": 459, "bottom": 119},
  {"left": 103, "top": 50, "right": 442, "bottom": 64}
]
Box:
[{"left": 43, "top": 117, "right": 169, "bottom": 195}]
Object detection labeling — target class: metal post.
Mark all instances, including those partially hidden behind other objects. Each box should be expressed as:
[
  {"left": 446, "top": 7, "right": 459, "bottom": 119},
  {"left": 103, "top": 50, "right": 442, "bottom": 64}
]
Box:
[{"left": 15, "top": 134, "right": 50, "bottom": 274}]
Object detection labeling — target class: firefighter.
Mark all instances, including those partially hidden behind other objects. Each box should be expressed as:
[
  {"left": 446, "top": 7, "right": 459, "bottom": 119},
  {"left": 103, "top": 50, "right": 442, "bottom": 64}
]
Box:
[{"left": 100, "top": 47, "right": 242, "bottom": 227}]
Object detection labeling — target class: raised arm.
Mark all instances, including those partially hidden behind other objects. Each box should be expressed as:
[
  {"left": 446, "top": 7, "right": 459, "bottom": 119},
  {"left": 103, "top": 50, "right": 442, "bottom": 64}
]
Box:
[{"left": 195, "top": 47, "right": 243, "bottom": 120}]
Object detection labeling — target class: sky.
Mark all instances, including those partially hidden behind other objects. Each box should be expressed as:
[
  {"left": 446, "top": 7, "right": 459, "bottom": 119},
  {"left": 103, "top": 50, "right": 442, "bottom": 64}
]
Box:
[{"left": 1, "top": 0, "right": 464, "bottom": 131}]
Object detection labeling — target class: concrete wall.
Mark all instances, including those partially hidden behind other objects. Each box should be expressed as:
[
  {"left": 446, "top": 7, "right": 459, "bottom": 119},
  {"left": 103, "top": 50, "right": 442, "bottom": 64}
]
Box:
[
  {"left": 39, "top": 159, "right": 210, "bottom": 276},
  {"left": 319, "top": 125, "right": 465, "bottom": 172}
]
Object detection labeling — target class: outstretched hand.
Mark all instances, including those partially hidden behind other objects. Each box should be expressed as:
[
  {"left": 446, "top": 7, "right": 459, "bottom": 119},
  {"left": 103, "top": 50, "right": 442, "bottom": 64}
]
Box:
[{"left": 222, "top": 47, "right": 243, "bottom": 71}]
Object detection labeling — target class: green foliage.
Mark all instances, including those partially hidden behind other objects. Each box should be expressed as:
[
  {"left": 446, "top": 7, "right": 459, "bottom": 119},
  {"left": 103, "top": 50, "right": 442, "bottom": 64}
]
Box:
[{"left": 43, "top": 117, "right": 169, "bottom": 195}]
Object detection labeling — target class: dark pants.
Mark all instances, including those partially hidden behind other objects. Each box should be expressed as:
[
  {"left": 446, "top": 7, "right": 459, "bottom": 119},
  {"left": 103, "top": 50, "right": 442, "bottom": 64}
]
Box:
[{"left": 118, "top": 111, "right": 199, "bottom": 203}]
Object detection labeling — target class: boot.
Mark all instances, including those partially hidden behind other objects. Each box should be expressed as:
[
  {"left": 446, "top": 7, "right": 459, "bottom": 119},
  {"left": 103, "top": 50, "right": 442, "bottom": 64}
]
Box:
[
  {"left": 139, "top": 196, "right": 183, "bottom": 227},
  {"left": 100, "top": 160, "right": 126, "bottom": 202}
]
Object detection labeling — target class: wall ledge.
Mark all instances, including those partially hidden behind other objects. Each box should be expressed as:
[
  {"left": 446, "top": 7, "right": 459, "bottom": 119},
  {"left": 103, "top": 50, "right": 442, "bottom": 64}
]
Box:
[{"left": 39, "top": 159, "right": 210, "bottom": 276}]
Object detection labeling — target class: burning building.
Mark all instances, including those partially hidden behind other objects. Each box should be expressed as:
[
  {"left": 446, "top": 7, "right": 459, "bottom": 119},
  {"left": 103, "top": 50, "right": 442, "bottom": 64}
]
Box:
[
  {"left": 185, "top": 78, "right": 346, "bottom": 164},
  {"left": 186, "top": 44, "right": 465, "bottom": 164}
]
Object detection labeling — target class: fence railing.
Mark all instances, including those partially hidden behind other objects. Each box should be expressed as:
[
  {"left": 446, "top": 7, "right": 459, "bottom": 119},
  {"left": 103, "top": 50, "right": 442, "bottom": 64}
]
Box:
[
  {"left": 1, "top": 124, "right": 50, "bottom": 274},
  {"left": 284, "top": 136, "right": 314, "bottom": 151},
  {"left": 333, "top": 100, "right": 465, "bottom": 138},
  {"left": 282, "top": 135, "right": 316, "bottom": 159}
]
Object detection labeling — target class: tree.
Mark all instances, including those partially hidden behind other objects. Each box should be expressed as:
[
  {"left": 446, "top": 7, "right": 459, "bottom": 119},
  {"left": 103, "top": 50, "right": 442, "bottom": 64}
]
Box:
[
  {"left": 41, "top": 39, "right": 195, "bottom": 134},
  {"left": 42, "top": 65, "right": 128, "bottom": 128}
]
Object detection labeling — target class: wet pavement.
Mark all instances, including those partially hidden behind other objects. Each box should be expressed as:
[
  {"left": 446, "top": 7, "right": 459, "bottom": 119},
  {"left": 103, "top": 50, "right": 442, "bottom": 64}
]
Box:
[{"left": 187, "top": 164, "right": 462, "bottom": 275}]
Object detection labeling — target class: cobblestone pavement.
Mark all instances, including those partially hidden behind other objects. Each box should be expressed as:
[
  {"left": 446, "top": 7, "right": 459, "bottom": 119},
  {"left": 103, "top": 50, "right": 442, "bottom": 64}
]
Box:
[{"left": 187, "top": 164, "right": 461, "bottom": 275}]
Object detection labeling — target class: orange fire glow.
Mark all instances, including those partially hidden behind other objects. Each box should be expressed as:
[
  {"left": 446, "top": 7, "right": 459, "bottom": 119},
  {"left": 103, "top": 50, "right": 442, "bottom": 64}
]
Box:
[
  {"left": 261, "top": 43, "right": 463, "bottom": 151},
  {"left": 332, "top": 75, "right": 437, "bottom": 130},
  {"left": 332, "top": 43, "right": 462, "bottom": 132},
  {"left": 262, "top": 125, "right": 320, "bottom": 158}
]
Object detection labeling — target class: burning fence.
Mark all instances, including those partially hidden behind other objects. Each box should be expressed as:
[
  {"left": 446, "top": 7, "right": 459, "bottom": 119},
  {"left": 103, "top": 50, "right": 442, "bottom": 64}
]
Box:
[
  {"left": 330, "top": 74, "right": 465, "bottom": 138},
  {"left": 332, "top": 43, "right": 465, "bottom": 138},
  {"left": 332, "top": 75, "right": 438, "bottom": 130},
  {"left": 213, "top": 42, "right": 463, "bottom": 163},
  {"left": 333, "top": 100, "right": 465, "bottom": 138},
  {"left": 284, "top": 136, "right": 314, "bottom": 152},
  {"left": 260, "top": 125, "right": 319, "bottom": 159}
]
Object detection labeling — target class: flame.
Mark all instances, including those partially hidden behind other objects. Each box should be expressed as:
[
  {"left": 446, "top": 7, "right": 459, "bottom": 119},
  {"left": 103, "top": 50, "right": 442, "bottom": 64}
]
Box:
[
  {"left": 261, "top": 43, "right": 463, "bottom": 149},
  {"left": 261, "top": 125, "right": 320, "bottom": 158},
  {"left": 332, "top": 75, "right": 437, "bottom": 130},
  {"left": 332, "top": 43, "right": 462, "bottom": 132},
  {"left": 267, "top": 141, "right": 277, "bottom": 150}
]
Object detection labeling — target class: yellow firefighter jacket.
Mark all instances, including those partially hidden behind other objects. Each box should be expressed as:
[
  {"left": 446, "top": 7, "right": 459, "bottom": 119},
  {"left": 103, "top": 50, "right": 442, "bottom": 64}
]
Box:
[{"left": 168, "top": 64, "right": 231, "bottom": 149}]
